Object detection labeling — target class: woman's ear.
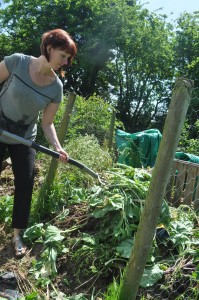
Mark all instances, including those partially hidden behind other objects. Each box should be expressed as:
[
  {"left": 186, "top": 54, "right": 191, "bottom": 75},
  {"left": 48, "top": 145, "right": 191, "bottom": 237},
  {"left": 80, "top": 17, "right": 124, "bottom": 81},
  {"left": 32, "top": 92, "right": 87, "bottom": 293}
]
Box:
[{"left": 47, "top": 45, "right": 52, "bottom": 54}]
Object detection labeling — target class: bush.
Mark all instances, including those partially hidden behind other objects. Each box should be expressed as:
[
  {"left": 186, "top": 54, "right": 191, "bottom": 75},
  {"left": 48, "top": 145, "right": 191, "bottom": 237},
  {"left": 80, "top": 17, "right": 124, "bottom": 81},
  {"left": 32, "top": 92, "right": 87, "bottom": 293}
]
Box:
[
  {"left": 178, "top": 120, "right": 199, "bottom": 154},
  {"left": 67, "top": 94, "right": 122, "bottom": 144},
  {"left": 61, "top": 134, "right": 113, "bottom": 186}
]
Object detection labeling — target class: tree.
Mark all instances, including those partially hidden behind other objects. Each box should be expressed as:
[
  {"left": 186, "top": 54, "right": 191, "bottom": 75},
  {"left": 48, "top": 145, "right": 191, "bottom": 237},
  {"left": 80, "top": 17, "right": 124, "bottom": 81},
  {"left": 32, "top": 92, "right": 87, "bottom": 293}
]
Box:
[
  {"left": 0, "top": 0, "right": 73, "bottom": 57},
  {"left": 174, "top": 12, "right": 199, "bottom": 84},
  {"left": 2, "top": 0, "right": 192, "bottom": 134},
  {"left": 0, "top": 0, "right": 122, "bottom": 96},
  {"left": 104, "top": 4, "right": 175, "bottom": 132},
  {"left": 173, "top": 12, "right": 199, "bottom": 137}
]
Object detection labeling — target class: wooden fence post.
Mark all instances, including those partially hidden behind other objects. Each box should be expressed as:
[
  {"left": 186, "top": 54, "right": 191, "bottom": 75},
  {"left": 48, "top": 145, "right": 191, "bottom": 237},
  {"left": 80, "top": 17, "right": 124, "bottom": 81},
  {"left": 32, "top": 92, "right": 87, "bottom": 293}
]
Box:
[
  {"left": 118, "top": 78, "right": 194, "bottom": 300},
  {"left": 108, "top": 110, "right": 116, "bottom": 151},
  {"left": 37, "top": 92, "right": 76, "bottom": 207}
]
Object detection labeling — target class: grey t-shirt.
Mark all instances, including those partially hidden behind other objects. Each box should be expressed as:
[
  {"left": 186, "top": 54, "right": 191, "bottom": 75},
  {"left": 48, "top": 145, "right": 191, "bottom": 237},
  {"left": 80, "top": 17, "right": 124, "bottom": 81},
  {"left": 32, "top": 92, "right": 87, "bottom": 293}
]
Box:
[{"left": 0, "top": 53, "right": 63, "bottom": 143}]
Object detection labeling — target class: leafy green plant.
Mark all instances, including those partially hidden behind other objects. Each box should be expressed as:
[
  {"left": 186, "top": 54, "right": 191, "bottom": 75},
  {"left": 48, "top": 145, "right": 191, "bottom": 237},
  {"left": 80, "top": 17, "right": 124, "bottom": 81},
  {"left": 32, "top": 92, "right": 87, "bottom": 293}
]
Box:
[
  {"left": 140, "top": 264, "right": 164, "bottom": 288},
  {"left": 66, "top": 164, "right": 199, "bottom": 299},
  {"left": 178, "top": 119, "right": 199, "bottom": 154},
  {"left": 0, "top": 195, "right": 13, "bottom": 225},
  {"left": 25, "top": 224, "right": 68, "bottom": 283},
  {"left": 168, "top": 205, "right": 199, "bottom": 254},
  {"left": 23, "top": 292, "right": 41, "bottom": 300},
  {"left": 103, "top": 274, "right": 124, "bottom": 300},
  {"left": 68, "top": 164, "right": 172, "bottom": 288},
  {"left": 192, "top": 249, "right": 199, "bottom": 281},
  {"left": 67, "top": 134, "right": 113, "bottom": 171}
]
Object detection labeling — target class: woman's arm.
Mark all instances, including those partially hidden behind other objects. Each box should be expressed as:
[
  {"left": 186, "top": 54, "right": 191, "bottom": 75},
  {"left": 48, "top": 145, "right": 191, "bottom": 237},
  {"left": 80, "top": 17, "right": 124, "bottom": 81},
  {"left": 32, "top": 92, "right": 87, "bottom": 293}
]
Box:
[
  {"left": 41, "top": 102, "right": 69, "bottom": 162},
  {"left": 0, "top": 61, "right": 10, "bottom": 83}
]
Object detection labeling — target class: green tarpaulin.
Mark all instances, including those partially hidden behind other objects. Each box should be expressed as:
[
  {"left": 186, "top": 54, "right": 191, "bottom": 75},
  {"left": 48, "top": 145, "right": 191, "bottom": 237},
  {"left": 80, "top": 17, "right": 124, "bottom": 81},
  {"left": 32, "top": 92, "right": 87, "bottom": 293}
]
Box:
[
  {"left": 175, "top": 152, "right": 199, "bottom": 164},
  {"left": 115, "top": 129, "right": 162, "bottom": 168}
]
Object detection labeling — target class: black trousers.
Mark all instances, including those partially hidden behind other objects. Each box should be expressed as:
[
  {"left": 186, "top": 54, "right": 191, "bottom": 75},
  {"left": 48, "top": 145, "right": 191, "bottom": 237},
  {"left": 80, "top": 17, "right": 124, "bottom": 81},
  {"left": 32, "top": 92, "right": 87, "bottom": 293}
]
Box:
[{"left": 0, "top": 142, "right": 35, "bottom": 229}]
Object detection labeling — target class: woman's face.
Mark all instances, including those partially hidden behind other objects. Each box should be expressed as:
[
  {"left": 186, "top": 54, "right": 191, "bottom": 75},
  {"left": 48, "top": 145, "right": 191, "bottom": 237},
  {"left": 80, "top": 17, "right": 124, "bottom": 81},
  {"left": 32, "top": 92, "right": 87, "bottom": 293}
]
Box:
[{"left": 48, "top": 47, "right": 71, "bottom": 70}]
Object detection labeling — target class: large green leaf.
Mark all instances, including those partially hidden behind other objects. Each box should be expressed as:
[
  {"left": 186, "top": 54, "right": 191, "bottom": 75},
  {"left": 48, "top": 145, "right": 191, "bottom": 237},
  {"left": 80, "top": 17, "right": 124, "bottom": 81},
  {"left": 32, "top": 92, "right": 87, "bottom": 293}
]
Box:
[
  {"left": 23, "top": 223, "right": 44, "bottom": 242},
  {"left": 116, "top": 239, "right": 134, "bottom": 258},
  {"left": 140, "top": 264, "right": 164, "bottom": 287},
  {"left": 44, "top": 225, "right": 65, "bottom": 245}
]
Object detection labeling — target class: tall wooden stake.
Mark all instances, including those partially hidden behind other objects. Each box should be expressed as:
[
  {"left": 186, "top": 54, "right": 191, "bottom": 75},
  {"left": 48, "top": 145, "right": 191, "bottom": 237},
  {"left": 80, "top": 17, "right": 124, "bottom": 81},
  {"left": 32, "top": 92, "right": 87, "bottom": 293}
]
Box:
[
  {"left": 37, "top": 92, "right": 76, "bottom": 209},
  {"left": 118, "top": 78, "right": 194, "bottom": 300}
]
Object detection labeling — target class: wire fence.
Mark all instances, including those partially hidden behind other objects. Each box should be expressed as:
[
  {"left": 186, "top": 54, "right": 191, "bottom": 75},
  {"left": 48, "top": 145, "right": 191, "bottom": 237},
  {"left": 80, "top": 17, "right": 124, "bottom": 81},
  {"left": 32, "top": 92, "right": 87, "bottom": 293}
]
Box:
[{"left": 166, "top": 159, "right": 199, "bottom": 211}]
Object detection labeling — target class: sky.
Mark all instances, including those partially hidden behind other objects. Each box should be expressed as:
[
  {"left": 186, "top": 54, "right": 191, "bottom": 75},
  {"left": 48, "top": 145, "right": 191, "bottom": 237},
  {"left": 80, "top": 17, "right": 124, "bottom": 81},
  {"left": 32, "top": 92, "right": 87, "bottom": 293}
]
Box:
[{"left": 139, "top": 0, "right": 198, "bottom": 21}]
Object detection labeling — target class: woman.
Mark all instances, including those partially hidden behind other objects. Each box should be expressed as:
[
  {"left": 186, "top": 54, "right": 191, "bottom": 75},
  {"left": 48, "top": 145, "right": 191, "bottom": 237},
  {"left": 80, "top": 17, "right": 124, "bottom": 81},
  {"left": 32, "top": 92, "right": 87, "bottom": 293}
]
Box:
[{"left": 0, "top": 29, "right": 77, "bottom": 257}]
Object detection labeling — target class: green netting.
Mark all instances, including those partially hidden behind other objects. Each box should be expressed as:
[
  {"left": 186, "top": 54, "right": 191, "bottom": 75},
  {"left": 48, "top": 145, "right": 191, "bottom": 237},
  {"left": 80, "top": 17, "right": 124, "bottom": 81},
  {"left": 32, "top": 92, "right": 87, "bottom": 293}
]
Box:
[
  {"left": 175, "top": 152, "right": 199, "bottom": 164},
  {"left": 115, "top": 129, "right": 162, "bottom": 168}
]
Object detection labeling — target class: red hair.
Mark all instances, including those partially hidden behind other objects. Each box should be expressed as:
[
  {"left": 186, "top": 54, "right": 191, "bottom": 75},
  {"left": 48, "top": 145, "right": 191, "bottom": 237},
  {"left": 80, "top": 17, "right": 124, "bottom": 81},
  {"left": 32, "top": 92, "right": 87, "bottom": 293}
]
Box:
[{"left": 40, "top": 29, "right": 77, "bottom": 64}]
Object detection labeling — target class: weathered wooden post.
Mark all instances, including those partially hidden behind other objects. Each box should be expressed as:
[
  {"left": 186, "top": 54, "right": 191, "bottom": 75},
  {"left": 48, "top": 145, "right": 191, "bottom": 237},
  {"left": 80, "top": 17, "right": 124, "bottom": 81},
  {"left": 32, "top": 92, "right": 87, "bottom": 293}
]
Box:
[
  {"left": 118, "top": 78, "right": 194, "bottom": 300},
  {"left": 38, "top": 92, "right": 76, "bottom": 205},
  {"left": 108, "top": 110, "right": 116, "bottom": 151},
  {"left": 44, "top": 92, "right": 76, "bottom": 184}
]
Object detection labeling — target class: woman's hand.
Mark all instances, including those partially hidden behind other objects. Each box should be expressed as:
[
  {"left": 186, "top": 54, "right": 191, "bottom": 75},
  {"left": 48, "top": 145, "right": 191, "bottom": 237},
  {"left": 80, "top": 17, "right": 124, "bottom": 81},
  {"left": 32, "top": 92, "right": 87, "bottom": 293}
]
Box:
[{"left": 57, "top": 147, "right": 69, "bottom": 163}]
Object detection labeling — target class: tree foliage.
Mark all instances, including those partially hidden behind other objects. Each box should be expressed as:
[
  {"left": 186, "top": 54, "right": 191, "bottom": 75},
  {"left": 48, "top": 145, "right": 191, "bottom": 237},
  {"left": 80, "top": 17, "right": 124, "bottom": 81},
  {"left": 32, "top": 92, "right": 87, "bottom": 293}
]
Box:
[
  {"left": 67, "top": 94, "right": 120, "bottom": 144},
  {"left": 0, "top": 0, "right": 198, "bottom": 133},
  {"left": 104, "top": 5, "right": 175, "bottom": 131},
  {"left": 173, "top": 12, "right": 199, "bottom": 135},
  {"left": 174, "top": 12, "right": 199, "bottom": 84}
]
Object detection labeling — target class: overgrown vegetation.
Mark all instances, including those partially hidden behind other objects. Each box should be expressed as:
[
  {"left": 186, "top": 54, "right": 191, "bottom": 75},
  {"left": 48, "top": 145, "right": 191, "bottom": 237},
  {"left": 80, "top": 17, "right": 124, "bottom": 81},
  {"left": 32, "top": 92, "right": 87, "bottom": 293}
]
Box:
[{"left": 0, "top": 142, "right": 198, "bottom": 299}]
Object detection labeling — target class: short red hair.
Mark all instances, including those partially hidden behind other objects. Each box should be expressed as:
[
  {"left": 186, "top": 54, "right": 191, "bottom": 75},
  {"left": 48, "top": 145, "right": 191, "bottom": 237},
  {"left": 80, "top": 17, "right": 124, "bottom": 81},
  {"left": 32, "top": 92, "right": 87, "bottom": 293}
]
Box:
[{"left": 40, "top": 29, "right": 77, "bottom": 64}]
